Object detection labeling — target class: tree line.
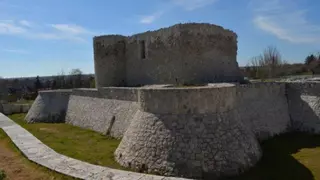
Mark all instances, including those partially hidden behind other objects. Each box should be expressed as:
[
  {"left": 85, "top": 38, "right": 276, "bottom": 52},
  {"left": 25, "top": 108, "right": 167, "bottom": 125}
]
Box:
[
  {"left": 0, "top": 69, "right": 95, "bottom": 102},
  {"left": 243, "top": 46, "right": 320, "bottom": 79}
]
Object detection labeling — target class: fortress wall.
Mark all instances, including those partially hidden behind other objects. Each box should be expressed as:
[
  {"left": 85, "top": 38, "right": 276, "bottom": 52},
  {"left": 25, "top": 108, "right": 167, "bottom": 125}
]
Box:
[
  {"left": 94, "top": 35, "right": 127, "bottom": 87},
  {"left": 0, "top": 103, "right": 31, "bottom": 115},
  {"left": 236, "top": 83, "right": 291, "bottom": 141},
  {"left": 286, "top": 82, "right": 320, "bottom": 133},
  {"left": 65, "top": 88, "right": 139, "bottom": 138},
  {"left": 139, "top": 83, "right": 236, "bottom": 114},
  {"left": 25, "top": 90, "right": 72, "bottom": 123},
  {"left": 125, "top": 23, "right": 243, "bottom": 86},
  {"left": 98, "top": 87, "right": 138, "bottom": 101},
  {"left": 115, "top": 84, "right": 262, "bottom": 179}
]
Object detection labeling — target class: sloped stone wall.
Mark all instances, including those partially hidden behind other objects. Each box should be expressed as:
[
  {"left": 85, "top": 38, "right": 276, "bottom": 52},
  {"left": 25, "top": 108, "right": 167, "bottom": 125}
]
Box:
[
  {"left": 286, "top": 82, "right": 320, "bottom": 133},
  {"left": 115, "top": 84, "right": 262, "bottom": 179},
  {"left": 236, "top": 83, "right": 291, "bottom": 141},
  {"left": 65, "top": 88, "right": 139, "bottom": 138},
  {"left": 25, "top": 90, "right": 72, "bottom": 123}
]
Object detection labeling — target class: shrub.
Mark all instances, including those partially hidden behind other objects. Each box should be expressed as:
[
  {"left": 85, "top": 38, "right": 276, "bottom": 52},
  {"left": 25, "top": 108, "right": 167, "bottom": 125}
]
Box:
[{"left": 0, "top": 169, "right": 6, "bottom": 180}]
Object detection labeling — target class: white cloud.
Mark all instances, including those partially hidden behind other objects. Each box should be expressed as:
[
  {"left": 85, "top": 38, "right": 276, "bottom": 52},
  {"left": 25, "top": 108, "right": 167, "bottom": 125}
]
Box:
[
  {"left": 19, "top": 20, "right": 33, "bottom": 27},
  {"left": 0, "top": 20, "right": 92, "bottom": 42},
  {"left": 140, "top": 11, "right": 164, "bottom": 24},
  {"left": 0, "top": 20, "right": 26, "bottom": 34},
  {"left": 251, "top": 0, "right": 320, "bottom": 44},
  {"left": 138, "top": 0, "right": 219, "bottom": 24},
  {"left": 50, "top": 24, "right": 91, "bottom": 34},
  {"left": 172, "top": 0, "right": 218, "bottom": 11}
]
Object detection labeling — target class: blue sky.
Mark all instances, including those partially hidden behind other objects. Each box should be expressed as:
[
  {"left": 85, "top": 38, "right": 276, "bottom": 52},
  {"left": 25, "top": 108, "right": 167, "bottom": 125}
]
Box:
[{"left": 0, "top": 0, "right": 319, "bottom": 78}]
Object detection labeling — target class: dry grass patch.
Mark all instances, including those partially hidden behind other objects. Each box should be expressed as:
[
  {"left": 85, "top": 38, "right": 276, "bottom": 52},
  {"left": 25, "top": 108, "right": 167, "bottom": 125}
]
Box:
[
  {"left": 0, "top": 129, "right": 75, "bottom": 180},
  {"left": 8, "top": 113, "right": 124, "bottom": 170}
]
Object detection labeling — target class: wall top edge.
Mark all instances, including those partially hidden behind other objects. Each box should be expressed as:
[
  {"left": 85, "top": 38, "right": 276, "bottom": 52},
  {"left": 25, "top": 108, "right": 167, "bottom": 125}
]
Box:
[{"left": 93, "top": 23, "right": 236, "bottom": 40}]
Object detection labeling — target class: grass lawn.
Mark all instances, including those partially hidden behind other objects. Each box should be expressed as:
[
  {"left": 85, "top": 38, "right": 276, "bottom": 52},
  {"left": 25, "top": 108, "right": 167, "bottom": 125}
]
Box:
[
  {"left": 0, "top": 129, "right": 75, "bottom": 180},
  {"left": 6, "top": 113, "right": 320, "bottom": 180},
  {"left": 8, "top": 113, "right": 124, "bottom": 170},
  {"left": 10, "top": 100, "right": 34, "bottom": 105},
  {"left": 224, "top": 133, "right": 320, "bottom": 180}
]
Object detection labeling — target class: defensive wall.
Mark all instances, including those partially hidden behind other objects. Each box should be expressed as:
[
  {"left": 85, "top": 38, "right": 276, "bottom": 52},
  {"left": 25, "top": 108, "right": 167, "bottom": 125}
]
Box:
[
  {"left": 94, "top": 23, "right": 244, "bottom": 88},
  {"left": 0, "top": 103, "right": 31, "bottom": 115},
  {"left": 24, "top": 82, "right": 320, "bottom": 179},
  {"left": 21, "top": 23, "right": 320, "bottom": 179}
]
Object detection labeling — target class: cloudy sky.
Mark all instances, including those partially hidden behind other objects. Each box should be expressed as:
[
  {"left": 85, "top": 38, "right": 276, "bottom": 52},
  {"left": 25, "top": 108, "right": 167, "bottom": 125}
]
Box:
[{"left": 0, "top": 0, "right": 319, "bottom": 77}]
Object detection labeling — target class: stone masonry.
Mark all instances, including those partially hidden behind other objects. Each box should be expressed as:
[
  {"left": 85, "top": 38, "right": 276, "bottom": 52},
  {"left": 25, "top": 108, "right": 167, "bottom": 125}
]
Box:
[
  {"left": 25, "top": 82, "right": 320, "bottom": 179},
  {"left": 23, "top": 23, "right": 320, "bottom": 179},
  {"left": 94, "top": 23, "right": 244, "bottom": 87}
]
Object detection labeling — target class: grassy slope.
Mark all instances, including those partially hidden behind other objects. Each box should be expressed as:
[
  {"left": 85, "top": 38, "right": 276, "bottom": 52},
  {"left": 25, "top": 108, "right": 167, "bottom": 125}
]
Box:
[
  {"left": 6, "top": 113, "right": 320, "bottom": 180},
  {"left": 8, "top": 113, "right": 124, "bottom": 170},
  {"left": 0, "top": 129, "right": 75, "bottom": 180}
]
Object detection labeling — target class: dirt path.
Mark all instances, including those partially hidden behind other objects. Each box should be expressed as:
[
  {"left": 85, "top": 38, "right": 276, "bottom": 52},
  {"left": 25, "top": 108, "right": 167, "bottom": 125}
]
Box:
[{"left": 0, "top": 133, "right": 73, "bottom": 180}]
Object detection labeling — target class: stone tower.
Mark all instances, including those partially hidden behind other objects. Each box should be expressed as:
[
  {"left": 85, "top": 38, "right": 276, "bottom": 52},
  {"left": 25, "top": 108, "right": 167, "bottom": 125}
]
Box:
[{"left": 93, "top": 23, "right": 244, "bottom": 88}]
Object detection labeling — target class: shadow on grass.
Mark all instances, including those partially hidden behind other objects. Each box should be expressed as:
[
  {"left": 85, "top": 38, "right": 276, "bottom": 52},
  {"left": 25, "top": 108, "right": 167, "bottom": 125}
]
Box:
[{"left": 223, "top": 132, "right": 320, "bottom": 180}]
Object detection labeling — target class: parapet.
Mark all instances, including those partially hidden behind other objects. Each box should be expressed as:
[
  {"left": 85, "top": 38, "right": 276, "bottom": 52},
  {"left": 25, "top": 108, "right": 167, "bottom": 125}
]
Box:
[{"left": 139, "top": 83, "right": 236, "bottom": 114}]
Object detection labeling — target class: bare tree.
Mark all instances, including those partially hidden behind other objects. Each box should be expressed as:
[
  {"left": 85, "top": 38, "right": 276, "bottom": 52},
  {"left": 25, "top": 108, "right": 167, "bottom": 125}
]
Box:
[
  {"left": 262, "top": 46, "right": 285, "bottom": 78},
  {"left": 69, "top": 68, "right": 82, "bottom": 75},
  {"left": 69, "top": 68, "right": 83, "bottom": 88},
  {"left": 247, "top": 46, "right": 286, "bottom": 79}
]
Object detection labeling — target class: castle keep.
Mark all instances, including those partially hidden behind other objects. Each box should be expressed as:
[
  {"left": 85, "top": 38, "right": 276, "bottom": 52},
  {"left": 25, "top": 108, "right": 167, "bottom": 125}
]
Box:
[
  {"left": 94, "top": 23, "right": 244, "bottom": 87},
  {"left": 25, "top": 23, "right": 320, "bottom": 179}
]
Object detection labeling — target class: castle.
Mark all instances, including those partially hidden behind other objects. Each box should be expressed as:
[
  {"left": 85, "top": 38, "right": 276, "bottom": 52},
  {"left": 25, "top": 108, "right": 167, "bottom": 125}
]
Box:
[
  {"left": 25, "top": 23, "right": 320, "bottom": 179},
  {"left": 93, "top": 23, "right": 244, "bottom": 87}
]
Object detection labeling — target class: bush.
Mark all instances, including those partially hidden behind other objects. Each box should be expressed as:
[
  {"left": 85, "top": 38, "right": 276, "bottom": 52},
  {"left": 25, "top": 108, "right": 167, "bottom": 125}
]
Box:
[{"left": 0, "top": 169, "right": 6, "bottom": 180}]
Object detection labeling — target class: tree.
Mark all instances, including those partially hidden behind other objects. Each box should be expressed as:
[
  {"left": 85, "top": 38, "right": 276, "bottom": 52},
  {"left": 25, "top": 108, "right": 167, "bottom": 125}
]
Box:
[
  {"left": 246, "top": 46, "right": 286, "bottom": 79},
  {"left": 305, "top": 54, "right": 317, "bottom": 65},
  {"left": 45, "top": 80, "right": 51, "bottom": 89},
  {"left": 69, "top": 68, "right": 83, "bottom": 88},
  {"left": 69, "top": 68, "right": 82, "bottom": 75},
  {"left": 261, "top": 46, "right": 285, "bottom": 78},
  {"left": 34, "top": 76, "right": 42, "bottom": 90},
  {"left": 56, "top": 70, "right": 66, "bottom": 89}
]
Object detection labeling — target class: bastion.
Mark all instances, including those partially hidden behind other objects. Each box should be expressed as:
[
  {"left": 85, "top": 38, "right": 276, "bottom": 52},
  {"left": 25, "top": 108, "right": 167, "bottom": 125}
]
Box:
[{"left": 24, "top": 23, "right": 320, "bottom": 179}]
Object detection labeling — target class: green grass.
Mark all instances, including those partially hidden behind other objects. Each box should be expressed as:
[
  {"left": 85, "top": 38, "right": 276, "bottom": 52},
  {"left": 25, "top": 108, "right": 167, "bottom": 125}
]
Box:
[
  {"left": 8, "top": 113, "right": 320, "bottom": 180},
  {"left": 224, "top": 133, "right": 320, "bottom": 180},
  {"left": 0, "top": 129, "right": 76, "bottom": 180},
  {"left": 10, "top": 100, "right": 34, "bottom": 105},
  {"left": 8, "top": 113, "right": 124, "bottom": 170}
]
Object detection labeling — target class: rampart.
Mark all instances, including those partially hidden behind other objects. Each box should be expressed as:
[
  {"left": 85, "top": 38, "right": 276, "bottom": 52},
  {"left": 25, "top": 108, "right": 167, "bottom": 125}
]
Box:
[
  {"left": 94, "top": 23, "right": 243, "bottom": 87},
  {"left": 65, "top": 88, "right": 139, "bottom": 138},
  {"left": 21, "top": 23, "right": 320, "bottom": 179},
  {"left": 24, "top": 82, "right": 320, "bottom": 179},
  {"left": 25, "top": 90, "right": 72, "bottom": 123}
]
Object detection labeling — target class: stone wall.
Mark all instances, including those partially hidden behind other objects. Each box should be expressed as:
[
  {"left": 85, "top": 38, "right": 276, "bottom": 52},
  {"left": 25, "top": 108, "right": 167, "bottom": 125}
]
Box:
[
  {"left": 22, "top": 82, "right": 320, "bottom": 179},
  {"left": 115, "top": 84, "right": 262, "bottom": 179},
  {"left": 0, "top": 103, "right": 31, "bottom": 115},
  {"left": 94, "top": 35, "right": 127, "bottom": 87},
  {"left": 65, "top": 88, "right": 139, "bottom": 138},
  {"left": 25, "top": 90, "right": 72, "bottom": 123},
  {"left": 236, "top": 83, "right": 291, "bottom": 141},
  {"left": 286, "top": 82, "right": 320, "bottom": 133},
  {"left": 94, "top": 23, "right": 244, "bottom": 87}
]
